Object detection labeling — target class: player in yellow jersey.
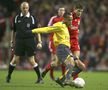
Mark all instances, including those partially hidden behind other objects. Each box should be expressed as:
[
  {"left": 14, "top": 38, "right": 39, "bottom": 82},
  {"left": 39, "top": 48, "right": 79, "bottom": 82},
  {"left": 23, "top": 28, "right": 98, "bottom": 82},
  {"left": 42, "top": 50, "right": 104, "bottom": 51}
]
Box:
[{"left": 27, "top": 12, "right": 82, "bottom": 87}]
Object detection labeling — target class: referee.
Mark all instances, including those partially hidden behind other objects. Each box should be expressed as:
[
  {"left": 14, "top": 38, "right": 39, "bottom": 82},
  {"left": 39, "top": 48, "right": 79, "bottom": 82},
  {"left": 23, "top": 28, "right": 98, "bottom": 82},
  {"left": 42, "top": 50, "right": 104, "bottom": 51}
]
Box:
[{"left": 6, "top": 2, "right": 43, "bottom": 83}]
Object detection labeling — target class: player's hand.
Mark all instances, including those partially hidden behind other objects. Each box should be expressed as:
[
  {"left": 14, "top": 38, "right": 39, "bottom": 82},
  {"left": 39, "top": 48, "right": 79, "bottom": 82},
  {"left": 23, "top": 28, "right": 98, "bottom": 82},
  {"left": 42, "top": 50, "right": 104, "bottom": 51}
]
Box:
[{"left": 37, "top": 43, "right": 42, "bottom": 49}]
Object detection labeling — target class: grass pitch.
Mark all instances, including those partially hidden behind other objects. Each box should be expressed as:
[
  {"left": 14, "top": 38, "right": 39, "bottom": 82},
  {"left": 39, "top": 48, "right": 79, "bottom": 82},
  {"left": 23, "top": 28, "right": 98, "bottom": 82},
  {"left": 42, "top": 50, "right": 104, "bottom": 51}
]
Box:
[{"left": 0, "top": 70, "right": 108, "bottom": 90}]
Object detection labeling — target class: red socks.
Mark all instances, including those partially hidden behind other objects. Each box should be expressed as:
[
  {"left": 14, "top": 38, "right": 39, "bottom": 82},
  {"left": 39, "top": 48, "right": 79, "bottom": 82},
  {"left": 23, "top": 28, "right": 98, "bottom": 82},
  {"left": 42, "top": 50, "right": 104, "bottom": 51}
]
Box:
[
  {"left": 45, "top": 63, "right": 52, "bottom": 73},
  {"left": 50, "top": 68, "right": 54, "bottom": 80},
  {"left": 61, "top": 64, "right": 66, "bottom": 75}
]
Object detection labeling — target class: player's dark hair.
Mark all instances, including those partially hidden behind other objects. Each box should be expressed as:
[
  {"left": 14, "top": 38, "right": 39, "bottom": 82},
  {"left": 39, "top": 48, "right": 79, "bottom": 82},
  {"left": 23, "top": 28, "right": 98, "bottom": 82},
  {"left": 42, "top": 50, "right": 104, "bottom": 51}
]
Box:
[
  {"left": 75, "top": 3, "right": 83, "bottom": 9},
  {"left": 64, "top": 11, "right": 71, "bottom": 19}
]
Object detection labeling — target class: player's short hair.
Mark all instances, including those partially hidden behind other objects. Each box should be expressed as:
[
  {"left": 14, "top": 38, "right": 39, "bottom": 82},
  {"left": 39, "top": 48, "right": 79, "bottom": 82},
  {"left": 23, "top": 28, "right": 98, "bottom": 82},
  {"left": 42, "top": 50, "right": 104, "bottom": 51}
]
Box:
[
  {"left": 63, "top": 11, "right": 72, "bottom": 19},
  {"left": 75, "top": 3, "right": 83, "bottom": 9}
]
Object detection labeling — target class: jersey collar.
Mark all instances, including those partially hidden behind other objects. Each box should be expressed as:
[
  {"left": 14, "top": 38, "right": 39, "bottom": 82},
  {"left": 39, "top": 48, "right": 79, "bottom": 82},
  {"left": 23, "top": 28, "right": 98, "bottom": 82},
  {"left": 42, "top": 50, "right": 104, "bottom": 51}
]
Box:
[{"left": 20, "top": 12, "right": 30, "bottom": 18}]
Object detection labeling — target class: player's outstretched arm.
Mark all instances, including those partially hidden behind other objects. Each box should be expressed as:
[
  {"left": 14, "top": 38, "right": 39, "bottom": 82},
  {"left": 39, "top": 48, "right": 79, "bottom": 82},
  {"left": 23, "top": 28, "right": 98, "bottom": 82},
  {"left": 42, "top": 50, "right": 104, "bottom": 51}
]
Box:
[{"left": 32, "top": 26, "right": 61, "bottom": 33}]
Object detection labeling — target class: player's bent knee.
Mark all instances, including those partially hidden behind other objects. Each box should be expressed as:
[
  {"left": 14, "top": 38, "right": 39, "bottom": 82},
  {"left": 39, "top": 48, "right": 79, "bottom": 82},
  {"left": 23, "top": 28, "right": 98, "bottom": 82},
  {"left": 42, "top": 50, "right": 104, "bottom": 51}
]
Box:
[{"left": 51, "top": 61, "right": 58, "bottom": 67}]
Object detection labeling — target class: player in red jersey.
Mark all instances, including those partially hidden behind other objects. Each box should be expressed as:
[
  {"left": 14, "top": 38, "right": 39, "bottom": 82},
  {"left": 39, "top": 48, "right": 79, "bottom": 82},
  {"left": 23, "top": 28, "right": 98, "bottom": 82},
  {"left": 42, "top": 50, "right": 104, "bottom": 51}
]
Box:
[
  {"left": 63, "top": 4, "right": 86, "bottom": 81},
  {"left": 42, "top": 7, "right": 65, "bottom": 80}
]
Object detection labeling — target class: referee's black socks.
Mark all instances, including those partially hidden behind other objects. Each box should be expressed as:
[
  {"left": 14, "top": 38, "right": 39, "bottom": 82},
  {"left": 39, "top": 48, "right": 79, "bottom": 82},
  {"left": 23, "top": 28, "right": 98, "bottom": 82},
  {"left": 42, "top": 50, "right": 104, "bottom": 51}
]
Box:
[
  {"left": 7, "top": 63, "right": 16, "bottom": 77},
  {"left": 6, "top": 63, "right": 16, "bottom": 83}
]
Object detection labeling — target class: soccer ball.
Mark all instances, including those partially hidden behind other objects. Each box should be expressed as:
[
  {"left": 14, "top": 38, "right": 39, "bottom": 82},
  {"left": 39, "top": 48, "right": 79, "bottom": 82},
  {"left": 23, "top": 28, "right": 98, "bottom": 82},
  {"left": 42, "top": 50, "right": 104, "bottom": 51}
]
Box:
[{"left": 73, "top": 77, "right": 85, "bottom": 88}]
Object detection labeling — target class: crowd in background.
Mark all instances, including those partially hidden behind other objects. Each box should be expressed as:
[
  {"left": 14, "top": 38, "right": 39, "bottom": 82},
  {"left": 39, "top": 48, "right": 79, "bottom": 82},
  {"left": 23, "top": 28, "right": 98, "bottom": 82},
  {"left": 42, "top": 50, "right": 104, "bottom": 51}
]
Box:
[{"left": 0, "top": 0, "right": 108, "bottom": 71}]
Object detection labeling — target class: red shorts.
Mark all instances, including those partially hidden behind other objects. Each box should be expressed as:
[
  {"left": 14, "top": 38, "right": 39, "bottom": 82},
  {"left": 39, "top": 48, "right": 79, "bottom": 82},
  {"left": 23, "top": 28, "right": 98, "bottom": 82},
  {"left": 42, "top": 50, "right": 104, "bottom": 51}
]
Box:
[
  {"left": 49, "top": 41, "right": 56, "bottom": 54},
  {"left": 70, "top": 39, "right": 80, "bottom": 52}
]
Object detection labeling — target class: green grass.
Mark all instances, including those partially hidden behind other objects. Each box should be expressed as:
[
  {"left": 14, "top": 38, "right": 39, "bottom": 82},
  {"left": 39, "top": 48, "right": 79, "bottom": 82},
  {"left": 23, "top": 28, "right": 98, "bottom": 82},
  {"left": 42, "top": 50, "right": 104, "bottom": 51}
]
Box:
[{"left": 0, "top": 70, "right": 108, "bottom": 90}]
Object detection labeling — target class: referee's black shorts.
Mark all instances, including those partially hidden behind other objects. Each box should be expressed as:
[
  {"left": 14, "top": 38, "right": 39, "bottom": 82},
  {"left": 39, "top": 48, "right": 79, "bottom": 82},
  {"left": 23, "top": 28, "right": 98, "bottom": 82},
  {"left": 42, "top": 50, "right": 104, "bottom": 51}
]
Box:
[
  {"left": 56, "top": 44, "right": 73, "bottom": 63},
  {"left": 14, "top": 37, "right": 36, "bottom": 56}
]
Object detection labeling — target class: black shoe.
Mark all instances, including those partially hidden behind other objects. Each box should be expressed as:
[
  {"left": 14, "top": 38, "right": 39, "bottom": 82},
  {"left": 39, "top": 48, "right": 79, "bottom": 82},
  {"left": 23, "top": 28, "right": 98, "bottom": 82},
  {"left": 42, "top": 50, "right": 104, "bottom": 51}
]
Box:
[
  {"left": 42, "top": 71, "right": 47, "bottom": 78},
  {"left": 55, "top": 78, "right": 64, "bottom": 87},
  {"left": 6, "top": 75, "right": 11, "bottom": 83},
  {"left": 35, "top": 78, "right": 44, "bottom": 84}
]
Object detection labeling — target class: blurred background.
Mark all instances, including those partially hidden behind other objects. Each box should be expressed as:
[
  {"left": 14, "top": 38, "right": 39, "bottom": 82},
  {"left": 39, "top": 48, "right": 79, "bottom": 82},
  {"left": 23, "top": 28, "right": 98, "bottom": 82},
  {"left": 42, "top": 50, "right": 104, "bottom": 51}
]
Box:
[{"left": 0, "top": 0, "right": 108, "bottom": 71}]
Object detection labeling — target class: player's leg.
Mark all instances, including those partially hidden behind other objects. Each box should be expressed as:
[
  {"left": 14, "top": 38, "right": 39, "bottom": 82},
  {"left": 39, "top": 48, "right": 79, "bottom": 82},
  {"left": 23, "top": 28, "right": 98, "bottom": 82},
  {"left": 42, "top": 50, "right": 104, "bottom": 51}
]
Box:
[
  {"left": 70, "top": 41, "right": 86, "bottom": 79},
  {"left": 72, "top": 51, "right": 80, "bottom": 79},
  {"left": 26, "top": 38, "right": 43, "bottom": 83},
  {"left": 49, "top": 42, "right": 57, "bottom": 80},
  {"left": 71, "top": 51, "right": 86, "bottom": 80},
  {"left": 6, "top": 39, "right": 23, "bottom": 83},
  {"left": 61, "top": 64, "right": 66, "bottom": 75},
  {"left": 56, "top": 56, "right": 75, "bottom": 87},
  {"left": 72, "top": 51, "right": 86, "bottom": 80},
  {"left": 55, "top": 44, "right": 75, "bottom": 87},
  {"left": 42, "top": 53, "right": 53, "bottom": 78},
  {"left": 42, "top": 54, "right": 58, "bottom": 79},
  {"left": 50, "top": 54, "right": 58, "bottom": 80},
  {"left": 6, "top": 55, "right": 20, "bottom": 83},
  {"left": 72, "top": 65, "right": 82, "bottom": 80},
  {"left": 74, "top": 51, "right": 86, "bottom": 70},
  {"left": 42, "top": 62, "right": 52, "bottom": 78},
  {"left": 42, "top": 42, "right": 57, "bottom": 79},
  {"left": 28, "top": 56, "right": 43, "bottom": 83}
]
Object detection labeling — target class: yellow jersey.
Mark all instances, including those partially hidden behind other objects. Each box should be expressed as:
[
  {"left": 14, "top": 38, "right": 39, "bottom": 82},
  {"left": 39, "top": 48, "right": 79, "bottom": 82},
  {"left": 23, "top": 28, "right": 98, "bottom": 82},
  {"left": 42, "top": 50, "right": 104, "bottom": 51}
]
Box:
[{"left": 32, "top": 22, "right": 70, "bottom": 48}]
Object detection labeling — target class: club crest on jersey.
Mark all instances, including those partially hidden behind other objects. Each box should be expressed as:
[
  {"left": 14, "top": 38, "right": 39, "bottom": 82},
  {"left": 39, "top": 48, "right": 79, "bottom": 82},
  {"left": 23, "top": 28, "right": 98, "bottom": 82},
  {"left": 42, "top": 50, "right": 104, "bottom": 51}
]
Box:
[{"left": 27, "top": 23, "right": 30, "bottom": 28}]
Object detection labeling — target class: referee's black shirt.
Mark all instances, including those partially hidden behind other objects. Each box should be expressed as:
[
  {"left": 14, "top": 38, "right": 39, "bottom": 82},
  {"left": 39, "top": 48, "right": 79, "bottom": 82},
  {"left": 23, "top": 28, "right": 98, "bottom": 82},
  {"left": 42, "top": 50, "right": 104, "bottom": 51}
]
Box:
[{"left": 13, "top": 12, "right": 38, "bottom": 39}]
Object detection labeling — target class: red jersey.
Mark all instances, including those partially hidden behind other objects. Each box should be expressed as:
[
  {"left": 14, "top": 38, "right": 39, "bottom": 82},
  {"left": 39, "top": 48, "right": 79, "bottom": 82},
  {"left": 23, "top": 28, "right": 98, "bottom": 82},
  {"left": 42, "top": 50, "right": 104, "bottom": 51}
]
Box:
[
  {"left": 68, "top": 16, "right": 81, "bottom": 51},
  {"left": 68, "top": 17, "right": 80, "bottom": 40},
  {"left": 48, "top": 15, "right": 64, "bottom": 53}
]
